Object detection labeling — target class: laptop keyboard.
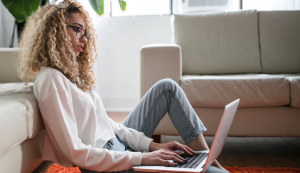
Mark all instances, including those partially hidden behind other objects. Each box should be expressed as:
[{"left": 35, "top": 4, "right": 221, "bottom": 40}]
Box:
[{"left": 177, "top": 152, "right": 208, "bottom": 169}]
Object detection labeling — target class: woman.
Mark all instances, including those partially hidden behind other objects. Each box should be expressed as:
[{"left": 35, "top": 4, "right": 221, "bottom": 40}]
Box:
[{"left": 16, "top": 0, "right": 227, "bottom": 172}]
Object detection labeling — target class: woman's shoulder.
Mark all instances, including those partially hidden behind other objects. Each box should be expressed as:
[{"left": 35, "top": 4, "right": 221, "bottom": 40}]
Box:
[
  {"left": 34, "top": 66, "right": 70, "bottom": 94},
  {"left": 38, "top": 66, "right": 65, "bottom": 78}
]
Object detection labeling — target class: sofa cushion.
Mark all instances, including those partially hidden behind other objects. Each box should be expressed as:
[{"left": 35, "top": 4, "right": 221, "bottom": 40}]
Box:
[
  {"left": 0, "top": 48, "right": 23, "bottom": 83},
  {"left": 173, "top": 10, "right": 260, "bottom": 75},
  {"left": 279, "top": 74, "right": 300, "bottom": 108},
  {"left": 2, "top": 94, "right": 44, "bottom": 138},
  {"left": 0, "top": 82, "right": 34, "bottom": 96},
  {"left": 0, "top": 99, "right": 27, "bottom": 158},
  {"left": 0, "top": 83, "right": 44, "bottom": 139},
  {"left": 180, "top": 74, "right": 290, "bottom": 108},
  {"left": 259, "top": 11, "right": 300, "bottom": 73}
]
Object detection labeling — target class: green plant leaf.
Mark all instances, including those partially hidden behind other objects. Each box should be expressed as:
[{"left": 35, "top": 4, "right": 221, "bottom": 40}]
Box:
[
  {"left": 118, "top": 0, "right": 126, "bottom": 11},
  {"left": 1, "top": 0, "right": 42, "bottom": 23},
  {"left": 89, "top": 0, "right": 104, "bottom": 15}
]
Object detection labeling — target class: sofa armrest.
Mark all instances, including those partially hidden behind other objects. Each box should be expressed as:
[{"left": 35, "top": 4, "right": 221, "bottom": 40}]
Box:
[{"left": 140, "top": 44, "right": 182, "bottom": 98}]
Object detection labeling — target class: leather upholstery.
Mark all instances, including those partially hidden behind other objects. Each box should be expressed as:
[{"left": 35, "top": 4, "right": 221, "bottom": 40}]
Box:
[
  {"left": 0, "top": 48, "right": 22, "bottom": 83},
  {"left": 0, "top": 99, "right": 27, "bottom": 158},
  {"left": 0, "top": 83, "right": 44, "bottom": 159},
  {"left": 259, "top": 11, "right": 300, "bottom": 73},
  {"left": 141, "top": 10, "right": 300, "bottom": 137},
  {"left": 0, "top": 131, "right": 43, "bottom": 173},
  {"left": 280, "top": 74, "right": 300, "bottom": 108},
  {"left": 181, "top": 74, "right": 290, "bottom": 107},
  {"left": 140, "top": 44, "right": 182, "bottom": 97},
  {"left": 174, "top": 10, "right": 260, "bottom": 74},
  {"left": 153, "top": 107, "right": 300, "bottom": 137}
]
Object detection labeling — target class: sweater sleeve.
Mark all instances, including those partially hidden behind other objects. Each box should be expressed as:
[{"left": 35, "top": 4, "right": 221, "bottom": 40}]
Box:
[
  {"left": 108, "top": 118, "right": 153, "bottom": 152},
  {"left": 39, "top": 90, "right": 143, "bottom": 172}
]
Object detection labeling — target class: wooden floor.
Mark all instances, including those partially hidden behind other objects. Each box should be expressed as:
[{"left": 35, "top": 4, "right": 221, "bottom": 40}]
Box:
[{"left": 33, "top": 136, "right": 300, "bottom": 172}]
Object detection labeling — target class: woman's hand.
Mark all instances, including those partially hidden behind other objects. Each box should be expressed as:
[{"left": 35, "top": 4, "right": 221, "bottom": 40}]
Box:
[
  {"left": 149, "top": 141, "right": 197, "bottom": 156},
  {"left": 141, "top": 149, "right": 186, "bottom": 167},
  {"left": 141, "top": 141, "right": 198, "bottom": 166}
]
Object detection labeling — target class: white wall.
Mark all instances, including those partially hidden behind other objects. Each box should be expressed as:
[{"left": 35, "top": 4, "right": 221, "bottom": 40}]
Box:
[{"left": 93, "top": 16, "right": 172, "bottom": 111}]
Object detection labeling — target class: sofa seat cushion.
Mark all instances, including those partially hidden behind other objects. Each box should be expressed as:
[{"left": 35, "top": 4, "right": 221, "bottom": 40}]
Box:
[
  {"left": 279, "top": 74, "right": 300, "bottom": 108},
  {"left": 180, "top": 74, "right": 290, "bottom": 108}
]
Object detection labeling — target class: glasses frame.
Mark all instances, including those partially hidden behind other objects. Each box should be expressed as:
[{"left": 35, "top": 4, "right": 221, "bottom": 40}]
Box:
[{"left": 67, "top": 25, "right": 90, "bottom": 40}]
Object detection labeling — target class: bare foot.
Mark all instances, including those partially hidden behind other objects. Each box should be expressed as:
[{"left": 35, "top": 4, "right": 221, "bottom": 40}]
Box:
[{"left": 211, "top": 159, "right": 227, "bottom": 171}]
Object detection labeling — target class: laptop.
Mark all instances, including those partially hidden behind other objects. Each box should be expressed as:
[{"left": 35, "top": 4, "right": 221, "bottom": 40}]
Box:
[{"left": 133, "top": 99, "right": 240, "bottom": 173}]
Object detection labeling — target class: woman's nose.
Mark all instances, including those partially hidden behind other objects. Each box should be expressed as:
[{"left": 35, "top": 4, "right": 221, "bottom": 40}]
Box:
[{"left": 80, "top": 36, "right": 87, "bottom": 43}]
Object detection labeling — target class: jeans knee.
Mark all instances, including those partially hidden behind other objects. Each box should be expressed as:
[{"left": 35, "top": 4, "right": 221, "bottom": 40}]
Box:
[{"left": 157, "top": 78, "right": 177, "bottom": 88}]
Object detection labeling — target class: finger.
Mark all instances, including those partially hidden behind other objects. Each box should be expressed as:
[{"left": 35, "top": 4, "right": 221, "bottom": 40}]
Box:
[
  {"left": 158, "top": 159, "right": 172, "bottom": 167},
  {"left": 183, "top": 145, "right": 198, "bottom": 155},
  {"left": 169, "top": 154, "right": 186, "bottom": 163},
  {"left": 162, "top": 160, "right": 178, "bottom": 167},
  {"left": 164, "top": 148, "right": 178, "bottom": 155},
  {"left": 163, "top": 149, "right": 186, "bottom": 162},
  {"left": 173, "top": 143, "right": 195, "bottom": 156},
  {"left": 163, "top": 154, "right": 185, "bottom": 164},
  {"left": 174, "top": 151, "right": 183, "bottom": 156},
  {"left": 164, "top": 147, "right": 182, "bottom": 156},
  {"left": 171, "top": 150, "right": 186, "bottom": 157}
]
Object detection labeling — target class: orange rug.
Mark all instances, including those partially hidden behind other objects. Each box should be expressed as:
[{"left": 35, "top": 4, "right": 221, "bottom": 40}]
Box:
[
  {"left": 46, "top": 163, "right": 300, "bottom": 173},
  {"left": 224, "top": 166, "right": 300, "bottom": 173}
]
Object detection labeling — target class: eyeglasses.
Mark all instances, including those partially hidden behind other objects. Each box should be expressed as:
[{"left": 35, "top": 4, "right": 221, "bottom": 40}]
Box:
[{"left": 68, "top": 25, "right": 90, "bottom": 41}]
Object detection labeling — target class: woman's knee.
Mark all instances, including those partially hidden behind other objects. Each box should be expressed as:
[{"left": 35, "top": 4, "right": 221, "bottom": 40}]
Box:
[{"left": 156, "top": 78, "right": 177, "bottom": 87}]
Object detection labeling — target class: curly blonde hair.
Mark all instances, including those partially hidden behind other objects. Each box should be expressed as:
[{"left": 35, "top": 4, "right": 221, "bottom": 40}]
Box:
[{"left": 15, "top": 0, "right": 98, "bottom": 92}]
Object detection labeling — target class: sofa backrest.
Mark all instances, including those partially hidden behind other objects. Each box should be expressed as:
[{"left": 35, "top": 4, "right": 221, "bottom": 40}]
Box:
[
  {"left": 0, "top": 48, "right": 23, "bottom": 83},
  {"left": 258, "top": 11, "right": 300, "bottom": 73},
  {"left": 173, "top": 10, "right": 261, "bottom": 75}
]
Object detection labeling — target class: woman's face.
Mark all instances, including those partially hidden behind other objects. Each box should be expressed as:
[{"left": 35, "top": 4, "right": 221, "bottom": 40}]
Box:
[{"left": 66, "top": 13, "right": 87, "bottom": 57}]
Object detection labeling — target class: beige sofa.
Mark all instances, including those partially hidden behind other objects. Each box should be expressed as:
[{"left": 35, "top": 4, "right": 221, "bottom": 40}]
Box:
[
  {"left": 141, "top": 10, "right": 300, "bottom": 137},
  {"left": 1, "top": 9, "right": 300, "bottom": 173},
  {"left": 0, "top": 48, "right": 44, "bottom": 173}
]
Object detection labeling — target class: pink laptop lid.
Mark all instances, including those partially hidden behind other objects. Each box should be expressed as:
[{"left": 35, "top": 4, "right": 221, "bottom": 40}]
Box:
[{"left": 202, "top": 99, "right": 240, "bottom": 173}]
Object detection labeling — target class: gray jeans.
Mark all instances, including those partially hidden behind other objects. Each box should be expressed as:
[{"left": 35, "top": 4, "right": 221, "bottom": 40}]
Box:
[{"left": 80, "top": 79, "right": 228, "bottom": 173}]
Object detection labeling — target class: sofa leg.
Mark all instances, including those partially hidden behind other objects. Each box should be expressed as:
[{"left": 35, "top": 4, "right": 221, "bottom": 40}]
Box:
[{"left": 152, "top": 135, "right": 161, "bottom": 143}]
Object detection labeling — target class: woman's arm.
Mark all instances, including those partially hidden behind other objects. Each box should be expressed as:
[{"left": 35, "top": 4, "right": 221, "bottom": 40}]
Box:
[{"left": 108, "top": 119, "right": 196, "bottom": 167}]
